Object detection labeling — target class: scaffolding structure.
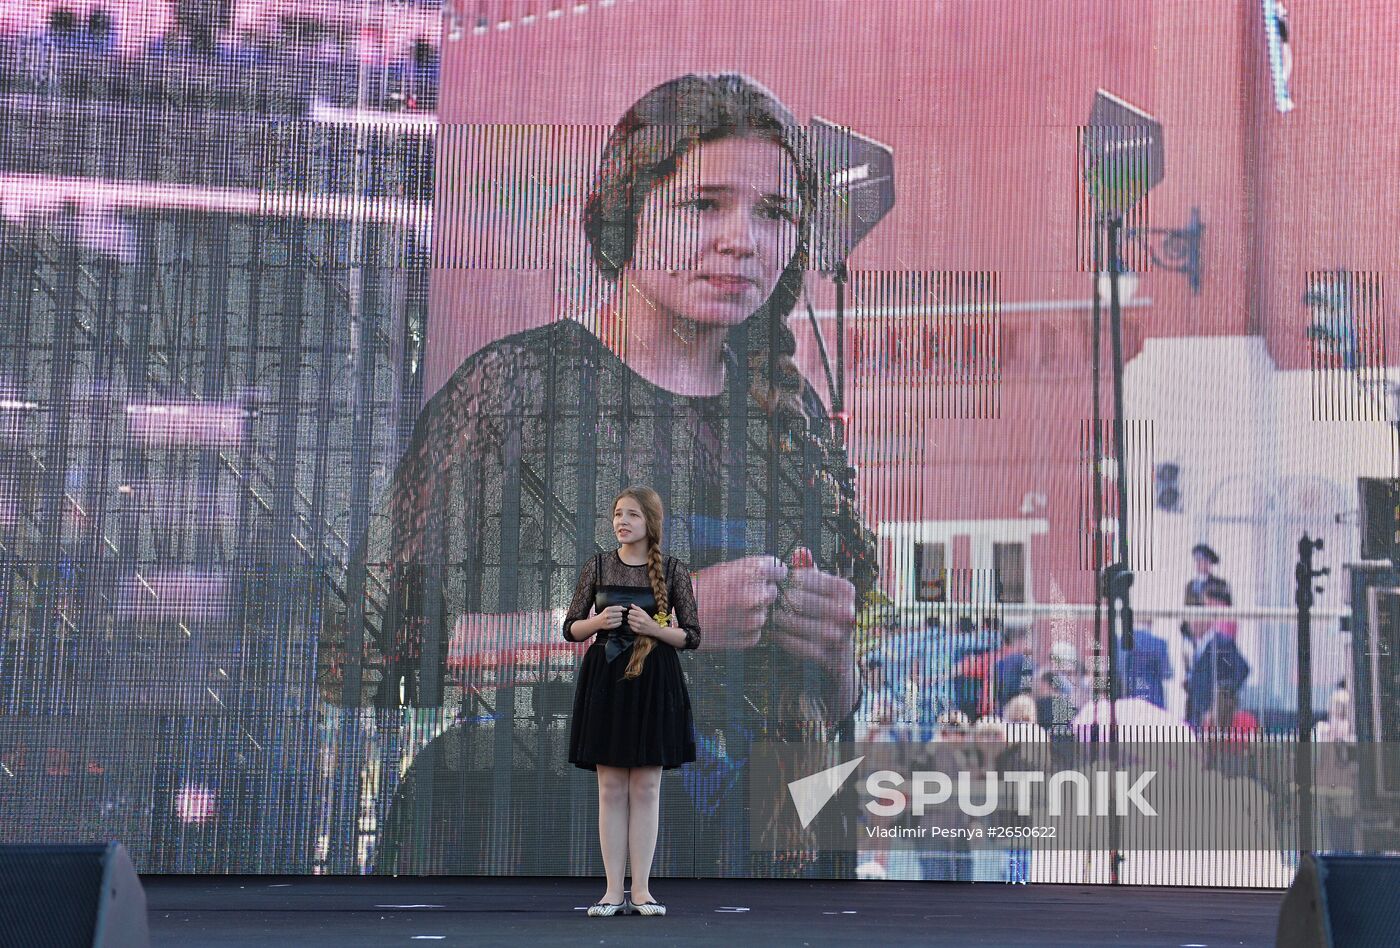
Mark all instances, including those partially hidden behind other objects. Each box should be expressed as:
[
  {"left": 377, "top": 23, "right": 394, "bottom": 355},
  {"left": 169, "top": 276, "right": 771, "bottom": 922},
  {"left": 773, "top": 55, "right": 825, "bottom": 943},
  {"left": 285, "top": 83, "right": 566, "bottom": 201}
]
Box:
[{"left": 0, "top": 46, "right": 431, "bottom": 869}]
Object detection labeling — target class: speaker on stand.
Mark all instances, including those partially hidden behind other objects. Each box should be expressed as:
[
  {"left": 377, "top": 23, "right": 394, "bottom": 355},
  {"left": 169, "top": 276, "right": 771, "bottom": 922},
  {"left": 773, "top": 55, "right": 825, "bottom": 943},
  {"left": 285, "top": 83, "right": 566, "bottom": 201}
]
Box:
[
  {"left": 0, "top": 842, "right": 150, "bottom": 947},
  {"left": 1357, "top": 477, "right": 1399, "bottom": 564},
  {"left": 1277, "top": 853, "right": 1400, "bottom": 947}
]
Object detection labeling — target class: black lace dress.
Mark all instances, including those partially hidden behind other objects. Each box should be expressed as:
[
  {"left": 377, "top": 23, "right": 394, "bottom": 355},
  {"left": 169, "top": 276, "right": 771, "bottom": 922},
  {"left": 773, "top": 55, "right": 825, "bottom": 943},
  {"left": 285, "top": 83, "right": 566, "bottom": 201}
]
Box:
[{"left": 564, "top": 549, "right": 701, "bottom": 770}]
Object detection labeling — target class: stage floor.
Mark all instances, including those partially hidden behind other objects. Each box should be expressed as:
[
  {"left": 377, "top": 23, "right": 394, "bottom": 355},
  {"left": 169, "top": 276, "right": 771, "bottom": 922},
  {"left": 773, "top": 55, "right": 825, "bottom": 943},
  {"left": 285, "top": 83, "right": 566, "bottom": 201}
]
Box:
[{"left": 142, "top": 874, "right": 1284, "bottom": 946}]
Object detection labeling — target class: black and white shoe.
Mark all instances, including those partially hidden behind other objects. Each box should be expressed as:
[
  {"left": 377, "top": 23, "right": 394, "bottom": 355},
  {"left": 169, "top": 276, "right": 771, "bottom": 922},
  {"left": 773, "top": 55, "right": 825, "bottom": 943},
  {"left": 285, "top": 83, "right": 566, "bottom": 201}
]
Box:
[
  {"left": 628, "top": 898, "right": 666, "bottom": 916},
  {"left": 587, "top": 899, "right": 626, "bottom": 917}
]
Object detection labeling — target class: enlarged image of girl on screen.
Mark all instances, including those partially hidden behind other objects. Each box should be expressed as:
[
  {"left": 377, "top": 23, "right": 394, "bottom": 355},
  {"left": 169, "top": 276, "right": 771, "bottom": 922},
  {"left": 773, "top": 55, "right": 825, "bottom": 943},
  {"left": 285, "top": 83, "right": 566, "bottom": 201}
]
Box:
[{"left": 317, "top": 72, "right": 879, "bottom": 880}]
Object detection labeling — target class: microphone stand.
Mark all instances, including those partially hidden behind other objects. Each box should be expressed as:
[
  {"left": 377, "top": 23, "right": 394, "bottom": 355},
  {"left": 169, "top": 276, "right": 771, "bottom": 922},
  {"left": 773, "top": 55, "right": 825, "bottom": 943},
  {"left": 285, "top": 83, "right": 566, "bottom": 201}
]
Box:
[
  {"left": 1092, "top": 212, "right": 1136, "bottom": 886},
  {"left": 804, "top": 260, "right": 863, "bottom": 737},
  {"left": 795, "top": 259, "right": 863, "bottom": 879},
  {"left": 832, "top": 261, "right": 857, "bottom": 580},
  {"left": 804, "top": 262, "right": 861, "bottom": 579},
  {"left": 1295, "top": 535, "right": 1326, "bottom": 858}
]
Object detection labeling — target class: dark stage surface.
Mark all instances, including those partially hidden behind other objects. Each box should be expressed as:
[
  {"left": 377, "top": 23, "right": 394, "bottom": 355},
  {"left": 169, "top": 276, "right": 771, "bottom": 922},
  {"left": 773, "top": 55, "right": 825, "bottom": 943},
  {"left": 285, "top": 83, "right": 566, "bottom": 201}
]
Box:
[{"left": 141, "top": 875, "right": 1284, "bottom": 946}]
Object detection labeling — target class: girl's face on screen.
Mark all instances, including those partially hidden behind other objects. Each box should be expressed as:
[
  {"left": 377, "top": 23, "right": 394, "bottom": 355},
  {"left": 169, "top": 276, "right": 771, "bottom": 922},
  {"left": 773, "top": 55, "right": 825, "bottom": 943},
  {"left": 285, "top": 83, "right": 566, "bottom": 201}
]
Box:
[
  {"left": 626, "top": 136, "right": 800, "bottom": 328},
  {"left": 613, "top": 500, "right": 646, "bottom": 543}
]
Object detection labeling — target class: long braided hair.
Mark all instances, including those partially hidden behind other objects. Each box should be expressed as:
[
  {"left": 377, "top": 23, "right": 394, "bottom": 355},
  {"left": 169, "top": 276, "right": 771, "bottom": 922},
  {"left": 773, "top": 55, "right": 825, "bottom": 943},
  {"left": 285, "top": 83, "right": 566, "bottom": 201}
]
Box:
[{"left": 613, "top": 486, "right": 669, "bottom": 681}]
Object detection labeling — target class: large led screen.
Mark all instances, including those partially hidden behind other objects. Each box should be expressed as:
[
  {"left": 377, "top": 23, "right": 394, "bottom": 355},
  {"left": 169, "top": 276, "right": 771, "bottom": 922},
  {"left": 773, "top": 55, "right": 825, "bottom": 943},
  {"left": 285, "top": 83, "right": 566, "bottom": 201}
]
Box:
[{"left": 2, "top": 0, "right": 1397, "bottom": 885}]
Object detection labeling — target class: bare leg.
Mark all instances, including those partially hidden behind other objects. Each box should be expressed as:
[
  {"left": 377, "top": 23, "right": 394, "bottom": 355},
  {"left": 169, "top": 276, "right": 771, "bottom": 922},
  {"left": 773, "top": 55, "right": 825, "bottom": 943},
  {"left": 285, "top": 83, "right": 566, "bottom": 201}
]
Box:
[
  {"left": 596, "top": 765, "right": 630, "bottom": 903},
  {"left": 627, "top": 766, "right": 662, "bottom": 902}
]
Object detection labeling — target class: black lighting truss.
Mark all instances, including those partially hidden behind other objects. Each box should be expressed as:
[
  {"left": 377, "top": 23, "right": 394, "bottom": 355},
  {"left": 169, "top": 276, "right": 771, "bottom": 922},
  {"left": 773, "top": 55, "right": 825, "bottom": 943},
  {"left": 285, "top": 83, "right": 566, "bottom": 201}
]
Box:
[{"left": 0, "top": 92, "right": 430, "bottom": 871}]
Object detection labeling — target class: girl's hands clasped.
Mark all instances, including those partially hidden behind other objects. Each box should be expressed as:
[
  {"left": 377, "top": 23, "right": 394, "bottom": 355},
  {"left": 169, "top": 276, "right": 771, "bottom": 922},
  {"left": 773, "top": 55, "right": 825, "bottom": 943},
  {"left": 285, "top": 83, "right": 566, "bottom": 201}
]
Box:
[
  {"left": 689, "top": 555, "right": 789, "bottom": 649},
  {"left": 770, "top": 548, "right": 859, "bottom": 720},
  {"left": 626, "top": 603, "right": 663, "bottom": 637},
  {"left": 770, "top": 561, "right": 857, "bottom": 671},
  {"left": 592, "top": 604, "right": 627, "bottom": 633},
  {"left": 682, "top": 547, "right": 859, "bottom": 720}
]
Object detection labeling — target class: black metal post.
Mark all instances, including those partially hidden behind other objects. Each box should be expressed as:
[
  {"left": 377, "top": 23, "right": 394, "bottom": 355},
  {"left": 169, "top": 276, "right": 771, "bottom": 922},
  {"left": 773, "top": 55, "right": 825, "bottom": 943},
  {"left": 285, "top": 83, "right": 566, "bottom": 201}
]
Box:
[
  {"left": 831, "top": 260, "right": 856, "bottom": 580},
  {"left": 833, "top": 260, "right": 846, "bottom": 418},
  {"left": 1089, "top": 211, "right": 1116, "bottom": 882},
  {"left": 1100, "top": 213, "right": 1138, "bottom": 885},
  {"left": 1090, "top": 212, "right": 1107, "bottom": 721},
  {"left": 1295, "top": 534, "right": 1326, "bottom": 858},
  {"left": 1105, "top": 216, "right": 1136, "bottom": 651}
]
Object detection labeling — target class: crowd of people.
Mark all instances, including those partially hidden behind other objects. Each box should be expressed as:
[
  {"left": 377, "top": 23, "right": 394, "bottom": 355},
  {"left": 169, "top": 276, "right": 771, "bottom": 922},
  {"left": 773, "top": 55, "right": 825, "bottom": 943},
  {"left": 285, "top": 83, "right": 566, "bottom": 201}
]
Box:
[
  {"left": 855, "top": 611, "right": 1137, "bottom": 742},
  {"left": 854, "top": 544, "right": 1270, "bottom": 739},
  {"left": 850, "top": 542, "right": 1359, "bottom": 882}
]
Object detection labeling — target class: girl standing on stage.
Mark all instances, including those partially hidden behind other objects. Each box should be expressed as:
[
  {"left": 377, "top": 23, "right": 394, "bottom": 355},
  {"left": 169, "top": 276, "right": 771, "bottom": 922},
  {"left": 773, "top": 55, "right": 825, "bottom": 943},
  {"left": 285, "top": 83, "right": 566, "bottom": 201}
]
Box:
[{"left": 563, "top": 486, "right": 700, "bottom": 916}]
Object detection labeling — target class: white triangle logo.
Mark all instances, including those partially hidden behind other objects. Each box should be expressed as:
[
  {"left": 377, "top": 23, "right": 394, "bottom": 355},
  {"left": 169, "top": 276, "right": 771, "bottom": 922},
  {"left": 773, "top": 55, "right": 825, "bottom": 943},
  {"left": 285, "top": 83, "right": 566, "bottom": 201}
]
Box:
[{"left": 787, "top": 756, "right": 865, "bottom": 829}]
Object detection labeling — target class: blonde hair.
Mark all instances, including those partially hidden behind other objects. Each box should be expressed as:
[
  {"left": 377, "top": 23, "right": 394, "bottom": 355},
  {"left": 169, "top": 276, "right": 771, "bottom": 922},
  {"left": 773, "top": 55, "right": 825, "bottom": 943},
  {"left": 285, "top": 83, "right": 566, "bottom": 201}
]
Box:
[{"left": 612, "top": 486, "right": 669, "bottom": 680}]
